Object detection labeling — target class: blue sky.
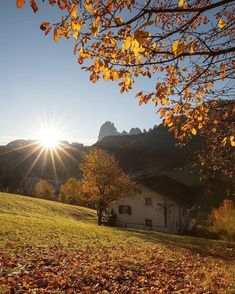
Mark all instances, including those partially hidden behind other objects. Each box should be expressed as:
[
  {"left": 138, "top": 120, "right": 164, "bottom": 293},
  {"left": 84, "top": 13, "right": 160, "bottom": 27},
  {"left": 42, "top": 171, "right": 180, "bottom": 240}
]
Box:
[{"left": 0, "top": 1, "right": 160, "bottom": 145}]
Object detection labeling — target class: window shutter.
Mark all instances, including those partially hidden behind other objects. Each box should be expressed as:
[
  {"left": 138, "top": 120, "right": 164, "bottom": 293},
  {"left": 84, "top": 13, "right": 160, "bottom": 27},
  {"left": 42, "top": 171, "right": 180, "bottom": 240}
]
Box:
[
  {"left": 119, "top": 205, "right": 122, "bottom": 214},
  {"left": 128, "top": 206, "right": 132, "bottom": 215}
]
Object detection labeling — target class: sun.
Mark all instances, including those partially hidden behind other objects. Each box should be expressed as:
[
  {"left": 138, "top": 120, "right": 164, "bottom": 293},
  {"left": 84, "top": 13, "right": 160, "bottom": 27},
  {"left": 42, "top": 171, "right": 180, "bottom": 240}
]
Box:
[{"left": 37, "top": 127, "right": 61, "bottom": 149}]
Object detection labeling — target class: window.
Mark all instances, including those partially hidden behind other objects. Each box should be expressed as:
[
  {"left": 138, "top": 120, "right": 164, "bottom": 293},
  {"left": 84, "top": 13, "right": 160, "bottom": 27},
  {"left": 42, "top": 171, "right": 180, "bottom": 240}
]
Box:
[
  {"left": 119, "top": 205, "right": 132, "bottom": 215},
  {"left": 145, "top": 197, "right": 152, "bottom": 206},
  {"left": 145, "top": 219, "right": 152, "bottom": 227}
]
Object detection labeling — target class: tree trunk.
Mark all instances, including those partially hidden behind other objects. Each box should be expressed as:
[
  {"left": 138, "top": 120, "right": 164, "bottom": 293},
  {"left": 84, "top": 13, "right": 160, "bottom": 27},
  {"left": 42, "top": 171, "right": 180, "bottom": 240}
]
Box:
[
  {"left": 97, "top": 202, "right": 103, "bottom": 226},
  {"left": 97, "top": 212, "right": 102, "bottom": 226}
]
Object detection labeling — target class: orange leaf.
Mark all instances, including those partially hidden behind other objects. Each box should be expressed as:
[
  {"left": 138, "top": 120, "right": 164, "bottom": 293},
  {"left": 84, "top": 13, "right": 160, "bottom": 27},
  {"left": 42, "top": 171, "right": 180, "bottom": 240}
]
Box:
[
  {"left": 40, "top": 22, "right": 50, "bottom": 31},
  {"left": 159, "top": 108, "right": 166, "bottom": 117},
  {"left": 78, "top": 55, "right": 83, "bottom": 64},
  {"left": 54, "top": 28, "right": 60, "bottom": 42},
  {"left": 30, "top": 0, "right": 39, "bottom": 13},
  {"left": 16, "top": 0, "right": 25, "bottom": 8},
  {"left": 106, "top": 0, "right": 113, "bottom": 13},
  {"left": 71, "top": 6, "right": 78, "bottom": 19}
]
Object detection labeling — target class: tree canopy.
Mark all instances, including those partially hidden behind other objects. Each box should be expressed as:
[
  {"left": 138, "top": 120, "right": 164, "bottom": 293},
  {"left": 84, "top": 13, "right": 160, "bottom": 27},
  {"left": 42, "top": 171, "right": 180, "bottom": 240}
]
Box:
[
  {"left": 59, "top": 177, "right": 83, "bottom": 204},
  {"left": 34, "top": 179, "right": 54, "bottom": 199},
  {"left": 17, "top": 0, "right": 235, "bottom": 176}
]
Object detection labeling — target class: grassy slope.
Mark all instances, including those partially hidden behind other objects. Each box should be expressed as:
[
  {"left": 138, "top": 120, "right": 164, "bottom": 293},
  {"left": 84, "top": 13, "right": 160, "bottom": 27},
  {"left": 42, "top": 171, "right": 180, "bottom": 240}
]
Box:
[{"left": 0, "top": 192, "right": 235, "bottom": 293}]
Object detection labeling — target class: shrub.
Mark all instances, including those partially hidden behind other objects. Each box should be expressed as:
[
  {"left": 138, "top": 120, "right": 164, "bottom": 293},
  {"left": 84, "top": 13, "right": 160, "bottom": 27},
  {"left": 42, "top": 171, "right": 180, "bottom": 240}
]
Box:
[
  {"left": 59, "top": 178, "right": 83, "bottom": 205},
  {"left": 34, "top": 180, "right": 54, "bottom": 200},
  {"left": 210, "top": 199, "right": 235, "bottom": 240}
]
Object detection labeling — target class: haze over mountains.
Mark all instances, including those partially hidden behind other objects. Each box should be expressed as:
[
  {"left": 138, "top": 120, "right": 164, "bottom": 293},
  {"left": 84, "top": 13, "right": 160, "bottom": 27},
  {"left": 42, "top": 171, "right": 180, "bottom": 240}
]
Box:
[{"left": 0, "top": 121, "right": 202, "bottom": 194}]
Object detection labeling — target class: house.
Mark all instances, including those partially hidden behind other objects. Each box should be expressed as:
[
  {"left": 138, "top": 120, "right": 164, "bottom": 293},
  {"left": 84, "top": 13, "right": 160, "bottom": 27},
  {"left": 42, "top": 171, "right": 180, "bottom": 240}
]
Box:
[{"left": 111, "top": 175, "right": 195, "bottom": 233}]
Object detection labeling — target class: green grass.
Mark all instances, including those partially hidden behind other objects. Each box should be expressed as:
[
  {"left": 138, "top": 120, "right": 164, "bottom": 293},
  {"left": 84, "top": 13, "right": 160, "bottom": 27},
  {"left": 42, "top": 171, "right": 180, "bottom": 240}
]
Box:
[
  {"left": 0, "top": 192, "right": 98, "bottom": 248},
  {"left": 0, "top": 192, "right": 234, "bottom": 293}
]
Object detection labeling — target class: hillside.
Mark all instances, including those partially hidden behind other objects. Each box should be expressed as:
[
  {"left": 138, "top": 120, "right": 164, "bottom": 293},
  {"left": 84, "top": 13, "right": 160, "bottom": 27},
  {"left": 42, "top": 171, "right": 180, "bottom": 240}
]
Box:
[
  {"left": 0, "top": 125, "right": 202, "bottom": 194},
  {"left": 94, "top": 125, "right": 202, "bottom": 175},
  {"left": 0, "top": 193, "right": 234, "bottom": 293},
  {"left": 0, "top": 140, "right": 86, "bottom": 192}
]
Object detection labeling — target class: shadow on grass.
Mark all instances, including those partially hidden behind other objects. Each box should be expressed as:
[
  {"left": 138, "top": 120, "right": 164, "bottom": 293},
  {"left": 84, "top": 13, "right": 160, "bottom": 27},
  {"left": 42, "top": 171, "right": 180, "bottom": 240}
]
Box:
[
  {"left": 69, "top": 212, "right": 97, "bottom": 222},
  {"left": 113, "top": 227, "right": 235, "bottom": 261}
]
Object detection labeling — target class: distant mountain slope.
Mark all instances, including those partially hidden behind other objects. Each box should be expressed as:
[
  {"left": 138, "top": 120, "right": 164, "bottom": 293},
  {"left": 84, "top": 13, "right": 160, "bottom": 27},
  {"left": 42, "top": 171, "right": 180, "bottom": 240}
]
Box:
[
  {"left": 0, "top": 141, "right": 86, "bottom": 192},
  {"left": 0, "top": 125, "right": 202, "bottom": 193},
  {"left": 94, "top": 125, "right": 202, "bottom": 175}
]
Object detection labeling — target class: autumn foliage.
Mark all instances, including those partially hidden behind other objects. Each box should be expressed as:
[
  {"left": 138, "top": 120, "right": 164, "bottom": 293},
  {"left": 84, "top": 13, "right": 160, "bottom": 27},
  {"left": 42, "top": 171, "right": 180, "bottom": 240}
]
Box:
[
  {"left": 34, "top": 179, "right": 54, "bottom": 200},
  {"left": 59, "top": 177, "right": 83, "bottom": 205},
  {"left": 0, "top": 193, "right": 234, "bottom": 293},
  {"left": 16, "top": 0, "right": 235, "bottom": 177},
  {"left": 80, "top": 149, "right": 139, "bottom": 225},
  {"left": 16, "top": 0, "right": 235, "bottom": 134},
  {"left": 210, "top": 199, "right": 235, "bottom": 240}
]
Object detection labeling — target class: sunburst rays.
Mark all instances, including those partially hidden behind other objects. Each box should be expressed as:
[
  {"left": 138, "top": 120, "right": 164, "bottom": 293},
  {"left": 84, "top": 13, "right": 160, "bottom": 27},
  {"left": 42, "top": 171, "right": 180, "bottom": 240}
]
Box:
[
  {"left": 0, "top": 139, "right": 78, "bottom": 188},
  {"left": 17, "top": 140, "right": 78, "bottom": 185}
]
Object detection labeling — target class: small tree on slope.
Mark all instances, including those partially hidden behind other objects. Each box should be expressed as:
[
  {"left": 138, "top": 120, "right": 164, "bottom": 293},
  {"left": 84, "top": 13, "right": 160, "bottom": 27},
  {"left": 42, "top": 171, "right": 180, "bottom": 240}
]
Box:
[
  {"left": 59, "top": 178, "right": 83, "bottom": 205},
  {"left": 34, "top": 179, "right": 54, "bottom": 200},
  {"left": 80, "top": 148, "right": 140, "bottom": 225}
]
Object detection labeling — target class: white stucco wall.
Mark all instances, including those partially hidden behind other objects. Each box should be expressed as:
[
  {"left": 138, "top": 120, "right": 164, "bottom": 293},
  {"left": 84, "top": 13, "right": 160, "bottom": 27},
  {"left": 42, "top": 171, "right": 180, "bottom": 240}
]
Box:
[{"left": 111, "top": 186, "right": 185, "bottom": 233}]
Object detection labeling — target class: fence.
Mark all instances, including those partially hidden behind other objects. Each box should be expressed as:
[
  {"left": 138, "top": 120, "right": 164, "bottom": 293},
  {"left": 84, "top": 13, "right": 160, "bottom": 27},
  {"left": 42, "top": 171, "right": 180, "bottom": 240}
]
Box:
[{"left": 116, "top": 221, "right": 177, "bottom": 233}]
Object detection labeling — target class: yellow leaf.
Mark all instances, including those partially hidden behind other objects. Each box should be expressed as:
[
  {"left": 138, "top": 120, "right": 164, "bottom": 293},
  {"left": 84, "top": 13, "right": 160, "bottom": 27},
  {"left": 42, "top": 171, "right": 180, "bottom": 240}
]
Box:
[
  {"left": 103, "top": 68, "right": 110, "bottom": 80},
  {"left": 115, "top": 16, "right": 123, "bottom": 25},
  {"left": 93, "top": 16, "right": 101, "bottom": 28},
  {"left": 71, "top": 6, "right": 78, "bottom": 19},
  {"left": 218, "top": 18, "right": 226, "bottom": 29},
  {"left": 222, "top": 137, "right": 227, "bottom": 143},
  {"left": 198, "top": 123, "right": 203, "bottom": 129},
  {"left": 188, "top": 42, "right": 195, "bottom": 54},
  {"left": 85, "top": 2, "right": 93, "bottom": 13},
  {"left": 54, "top": 28, "right": 60, "bottom": 42},
  {"left": 73, "top": 30, "right": 79, "bottom": 39},
  {"left": 122, "top": 36, "right": 132, "bottom": 52},
  {"left": 72, "top": 21, "right": 81, "bottom": 32},
  {"left": 16, "top": 0, "right": 25, "bottom": 8},
  {"left": 230, "top": 136, "right": 235, "bottom": 147},
  {"left": 112, "top": 71, "right": 119, "bottom": 80},
  {"left": 161, "top": 98, "right": 166, "bottom": 105},
  {"left": 178, "top": 0, "right": 186, "bottom": 8},
  {"left": 191, "top": 128, "right": 197, "bottom": 135},
  {"left": 155, "top": 16, "right": 159, "bottom": 26},
  {"left": 137, "top": 53, "right": 143, "bottom": 64},
  {"left": 125, "top": 77, "right": 131, "bottom": 86},
  {"left": 207, "top": 82, "right": 214, "bottom": 88},
  {"left": 172, "top": 40, "right": 185, "bottom": 56},
  {"left": 152, "top": 97, "right": 158, "bottom": 105}
]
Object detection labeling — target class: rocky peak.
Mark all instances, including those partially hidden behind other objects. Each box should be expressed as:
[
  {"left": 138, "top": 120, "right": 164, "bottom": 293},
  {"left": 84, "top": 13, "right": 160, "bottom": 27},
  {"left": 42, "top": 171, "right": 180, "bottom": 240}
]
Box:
[
  {"left": 129, "top": 128, "right": 142, "bottom": 135},
  {"left": 98, "top": 122, "right": 144, "bottom": 141},
  {"left": 98, "top": 121, "right": 120, "bottom": 141}
]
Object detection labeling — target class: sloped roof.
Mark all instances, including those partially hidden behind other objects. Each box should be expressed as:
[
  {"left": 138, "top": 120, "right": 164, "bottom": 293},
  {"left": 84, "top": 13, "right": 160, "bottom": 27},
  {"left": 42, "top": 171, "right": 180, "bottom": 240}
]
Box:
[{"left": 137, "top": 175, "right": 196, "bottom": 207}]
